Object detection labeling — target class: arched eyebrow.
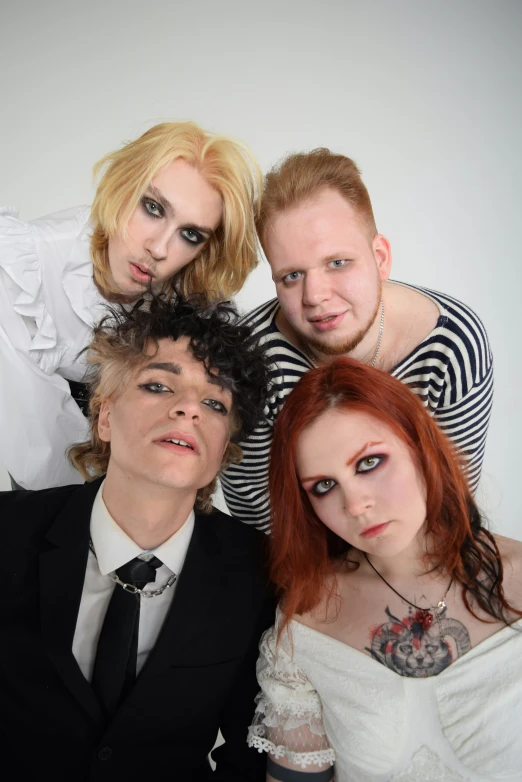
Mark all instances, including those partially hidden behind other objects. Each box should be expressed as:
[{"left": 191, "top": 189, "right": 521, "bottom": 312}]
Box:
[
  {"left": 346, "top": 441, "right": 383, "bottom": 467},
  {"left": 138, "top": 361, "right": 227, "bottom": 392},
  {"left": 138, "top": 362, "right": 182, "bottom": 376},
  {"left": 300, "top": 441, "right": 384, "bottom": 484},
  {"left": 146, "top": 184, "right": 216, "bottom": 237}
]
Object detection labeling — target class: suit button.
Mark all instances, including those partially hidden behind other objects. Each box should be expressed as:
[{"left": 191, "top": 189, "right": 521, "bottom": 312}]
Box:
[{"left": 98, "top": 746, "right": 112, "bottom": 761}]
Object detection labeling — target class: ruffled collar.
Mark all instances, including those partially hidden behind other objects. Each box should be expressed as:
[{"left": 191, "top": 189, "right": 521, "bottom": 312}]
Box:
[{"left": 61, "top": 210, "right": 106, "bottom": 327}]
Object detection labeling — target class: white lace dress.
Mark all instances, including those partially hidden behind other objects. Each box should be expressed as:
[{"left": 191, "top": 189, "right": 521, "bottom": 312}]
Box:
[{"left": 248, "top": 610, "right": 522, "bottom": 781}]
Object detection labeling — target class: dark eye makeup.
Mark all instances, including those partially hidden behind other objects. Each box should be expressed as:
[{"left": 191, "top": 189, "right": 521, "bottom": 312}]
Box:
[
  {"left": 141, "top": 197, "right": 164, "bottom": 219},
  {"left": 137, "top": 382, "right": 228, "bottom": 415},
  {"left": 355, "top": 454, "right": 386, "bottom": 473}
]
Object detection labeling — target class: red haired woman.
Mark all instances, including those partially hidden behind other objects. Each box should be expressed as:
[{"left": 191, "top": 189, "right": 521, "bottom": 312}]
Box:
[{"left": 248, "top": 358, "right": 522, "bottom": 782}]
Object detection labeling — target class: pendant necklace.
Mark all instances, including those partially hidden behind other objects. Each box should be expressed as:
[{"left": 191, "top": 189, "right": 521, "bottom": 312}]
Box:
[
  {"left": 302, "top": 299, "right": 384, "bottom": 368},
  {"left": 363, "top": 552, "right": 453, "bottom": 638}
]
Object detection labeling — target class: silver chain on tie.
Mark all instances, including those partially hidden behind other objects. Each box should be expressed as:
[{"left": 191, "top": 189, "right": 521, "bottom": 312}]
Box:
[{"left": 107, "top": 570, "right": 177, "bottom": 598}]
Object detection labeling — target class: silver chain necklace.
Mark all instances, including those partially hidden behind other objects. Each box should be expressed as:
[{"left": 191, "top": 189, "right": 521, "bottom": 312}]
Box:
[
  {"left": 89, "top": 538, "right": 177, "bottom": 598},
  {"left": 107, "top": 569, "right": 176, "bottom": 598},
  {"left": 303, "top": 299, "right": 385, "bottom": 368}
]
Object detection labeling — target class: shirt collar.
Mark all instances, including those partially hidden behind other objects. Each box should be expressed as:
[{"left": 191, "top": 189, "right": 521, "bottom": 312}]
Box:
[{"left": 90, "top": 481, "right": 195, "bottom": 576}]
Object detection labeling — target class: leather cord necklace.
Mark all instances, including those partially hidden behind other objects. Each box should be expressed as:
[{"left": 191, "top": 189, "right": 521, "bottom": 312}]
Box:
[{"left": 364, "top": 552, "right": 453, "bottom": 636}]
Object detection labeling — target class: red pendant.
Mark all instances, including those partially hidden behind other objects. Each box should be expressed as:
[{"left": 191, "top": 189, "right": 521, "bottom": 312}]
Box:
[{"left": 413, "top": 609, "right": 433, "bottom": 631}]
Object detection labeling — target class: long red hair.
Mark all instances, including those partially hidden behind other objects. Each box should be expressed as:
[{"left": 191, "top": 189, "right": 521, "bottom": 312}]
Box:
[{"left": 269, "top": 357, "right": 514, "bottom": 629}]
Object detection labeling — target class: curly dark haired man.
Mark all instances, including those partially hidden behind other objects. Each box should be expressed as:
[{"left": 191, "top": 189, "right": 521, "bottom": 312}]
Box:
[{"left": 0, "top": 294, "right": 273, "bottom": 781}]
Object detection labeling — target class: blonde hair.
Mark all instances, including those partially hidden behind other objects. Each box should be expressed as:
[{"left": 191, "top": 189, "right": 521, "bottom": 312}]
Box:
[
  {"left": 90, "top": 122, "right": 263, "bottom": 300},
  {"left": 257, "top": 147, "right": 377, "bottom": 250}
]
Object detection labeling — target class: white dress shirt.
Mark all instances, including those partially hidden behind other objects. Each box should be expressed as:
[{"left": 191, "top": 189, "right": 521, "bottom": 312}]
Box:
[
  {"left": 0, "top": 205, "right": 104, "bottom": 489},
  {"left": 72, "top": 483, "right": 195, "bottom": 682}
]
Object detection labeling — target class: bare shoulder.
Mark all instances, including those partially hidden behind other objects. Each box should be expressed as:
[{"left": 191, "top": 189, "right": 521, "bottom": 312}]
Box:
[
  {"left": 294, "top": 574, "right": 343, "bottom": 631},
  {"left": 495, "top": 534, "right": 522, "bottom": 609},
  {"left": 383, "top": 281, "right": 440, "bottom": 367}
]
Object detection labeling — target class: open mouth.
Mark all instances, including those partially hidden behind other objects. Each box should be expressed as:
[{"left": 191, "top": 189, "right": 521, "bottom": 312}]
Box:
[
  {"left": 162, "top": 438, "right": 194, "bottom": 450},
  {"left": 129, "top": 262, "right": 153, "bottom": 283},
  {"left": 308, "top": 312, "right": 345, "bottom": 331},
  {"left": 155, "top": 431, "right": 200, "bottom": 455}
]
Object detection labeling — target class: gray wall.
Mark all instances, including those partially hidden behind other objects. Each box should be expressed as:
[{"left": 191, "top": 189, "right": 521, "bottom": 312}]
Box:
[{"left": 1, "top": 0, "right": 521, "bottom": 539}]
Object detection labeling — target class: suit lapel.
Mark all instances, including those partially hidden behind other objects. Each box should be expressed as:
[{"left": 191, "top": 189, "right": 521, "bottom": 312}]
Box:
[
  {"left": 39, "top": 479, "right": 102, "bottom": 723},
  {"left": 139, "top": 512, "right": 224, "bottom": 675}
]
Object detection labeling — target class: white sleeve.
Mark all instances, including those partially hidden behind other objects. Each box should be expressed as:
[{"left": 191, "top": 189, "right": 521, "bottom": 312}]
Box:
[
  {"left": 0, "top": 207, "right": 87, "bottom": 489},
  {"left": 248, "top": 625, "right": 335, "bottom": 770}
]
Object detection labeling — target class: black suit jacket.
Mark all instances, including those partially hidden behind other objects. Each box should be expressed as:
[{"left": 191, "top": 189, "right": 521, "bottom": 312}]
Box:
[{"left": 0, "top": 479, "right": 273, "bottom": 781}]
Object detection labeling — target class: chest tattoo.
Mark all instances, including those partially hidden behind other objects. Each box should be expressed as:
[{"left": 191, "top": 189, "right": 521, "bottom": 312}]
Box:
[{"left": 365, "top": 606, "right": 472, "bottom": 677}]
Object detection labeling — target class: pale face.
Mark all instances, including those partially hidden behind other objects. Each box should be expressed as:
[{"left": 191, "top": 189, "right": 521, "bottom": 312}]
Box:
[
  {"left": 107, "top": 158, "right": 223, "bottom": 296},
  {"left": 296, "top": 408, "right": 427, "bottom": 558},
  {"left": 265, "top": 189, "right": 391, "bottom": 357},
  {"left": 98, "top": 337, "right": 232, "bottom": 496}
]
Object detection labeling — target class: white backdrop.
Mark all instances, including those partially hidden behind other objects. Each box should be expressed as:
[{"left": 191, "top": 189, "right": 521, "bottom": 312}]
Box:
[{"left": 1, "top": 0, "right": 520, "bottom": 539}]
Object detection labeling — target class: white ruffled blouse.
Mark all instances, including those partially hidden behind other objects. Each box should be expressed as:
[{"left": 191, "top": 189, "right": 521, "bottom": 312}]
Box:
[
  {"left": 249, "top": 609, "right": 522, "bottom": 781},
  {"left": 0, "top": 205, "right": 106, "bottom": 489}
]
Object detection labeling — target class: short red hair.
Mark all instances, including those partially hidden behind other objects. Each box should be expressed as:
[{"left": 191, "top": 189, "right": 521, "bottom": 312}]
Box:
[{"left": 269, "top": 358, "right": 512, "bottom": 630}]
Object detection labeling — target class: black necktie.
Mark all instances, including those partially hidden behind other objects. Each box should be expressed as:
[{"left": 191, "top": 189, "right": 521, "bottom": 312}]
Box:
[{"left": 91, "top": 555, "right": 162, "bottom": 715}]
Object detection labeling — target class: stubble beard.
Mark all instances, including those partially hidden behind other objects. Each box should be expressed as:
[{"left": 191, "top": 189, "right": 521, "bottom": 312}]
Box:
[{"left": 304, "top": 281, "right": 383, "bottom": 358}]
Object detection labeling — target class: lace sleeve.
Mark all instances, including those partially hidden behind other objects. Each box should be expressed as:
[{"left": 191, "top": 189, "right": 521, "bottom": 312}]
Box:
[{"left": 248, "top": 624, "right": 335, "bottom": 770}]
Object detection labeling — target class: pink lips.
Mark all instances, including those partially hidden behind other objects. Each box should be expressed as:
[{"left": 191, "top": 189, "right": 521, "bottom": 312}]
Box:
[
  {"left": 129, "top": 262, "right": 153, "bottom": 284},
  {"left": 308, "top": 312, "right": 345, "bottom": 332},
  {"left": 154, "top": 430, "right": 200, "bottom": 455},
  {"left": 360, "top": 522, "right": 390, "bottom": 539}
]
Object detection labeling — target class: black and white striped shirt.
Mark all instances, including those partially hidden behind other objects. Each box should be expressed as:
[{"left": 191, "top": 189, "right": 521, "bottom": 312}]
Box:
[{"left": 222, "top": 283, "right": 493, "bottom": 532}]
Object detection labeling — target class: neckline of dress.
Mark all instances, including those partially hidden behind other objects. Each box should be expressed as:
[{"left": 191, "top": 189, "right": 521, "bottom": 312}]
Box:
[{"left": 286, "top": 613, "right": 522, "bottom": 681}]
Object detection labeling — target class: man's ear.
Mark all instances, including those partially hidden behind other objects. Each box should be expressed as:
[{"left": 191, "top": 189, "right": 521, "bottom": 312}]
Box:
[
  {"left": 98, "top": 399, "right": 112, "bottom": 443},
  {"left": 372, "top": 234, "right": 392, "bottom": 281}
]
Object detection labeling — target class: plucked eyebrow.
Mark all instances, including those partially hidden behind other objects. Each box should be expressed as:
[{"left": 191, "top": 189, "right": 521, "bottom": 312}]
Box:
[
  {"left": 300, "top": 441, "right": 384, "bottom": 484},
  {"left": 146, "top": 184, "right": 216, "bottom": 237},
  {"left": 345, "top": 441, "right": 383, "bottom": 467},
  {"left": 138, "top": 361, "right": 227, "bottom": 392},
  {"left": 139, "top": 362, "right": 182, "bottom": 376}
]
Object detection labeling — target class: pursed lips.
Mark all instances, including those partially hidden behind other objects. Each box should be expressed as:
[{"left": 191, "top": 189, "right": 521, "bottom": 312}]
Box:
[{"left": 360, "top": 522, "right": 390, "bottom": 539}]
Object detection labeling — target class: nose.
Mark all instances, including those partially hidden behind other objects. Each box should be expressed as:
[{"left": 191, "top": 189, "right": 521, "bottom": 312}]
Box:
[
  {"left": 302, "top": 270, "right": 331, "bottom": 307},
  {"left": 144, "top": 224, "right": 172, "bottom": 261},
  {"left": 168, "top": 390, "right": 200, "bottom": 421},
  {"left": 342, "top": 484, "right": 374, "bottom": 518}
]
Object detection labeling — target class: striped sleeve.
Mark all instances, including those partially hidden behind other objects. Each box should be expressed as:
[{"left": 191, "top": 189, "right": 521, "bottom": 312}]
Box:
[{"left": 394, "top": 287, "right": 493, "bottom": 493}]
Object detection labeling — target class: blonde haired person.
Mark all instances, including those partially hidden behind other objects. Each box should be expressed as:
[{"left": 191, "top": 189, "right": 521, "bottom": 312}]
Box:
[{"left": 0, "top": 121, "right": 262, "bottom": 490}]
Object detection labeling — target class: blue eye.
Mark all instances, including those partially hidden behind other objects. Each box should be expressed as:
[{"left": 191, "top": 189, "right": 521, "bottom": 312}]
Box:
[
  {"left": 328, "top": 259, "right": 347, "bottom": 268},
  {"left": 142, "top": 198, "right": 163, "bottom": 218},
  {"left": 203, "top": 398, "right": 228, "bottom": 415},
  {"left": 181, "top": 228, "right": 204, "bottom": 245},
  {"left": 282, "top": 271, "right": 302, "bottom": 284},
  {"left": 311, "top": 478, "right": 337, "bottom": 497},
  {"left": 138, "top": 382, "right": 170, "bottom": 393},
  {"left": 356, "top": 455, "right": 384, "bottom": 474}
]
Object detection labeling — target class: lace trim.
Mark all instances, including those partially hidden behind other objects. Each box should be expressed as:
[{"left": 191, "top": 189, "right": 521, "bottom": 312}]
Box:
[
  {"left": 390, "top": 746, "right": 469, "bottom": 781},
  {"left": 254, "top": 690, "right": 324, "bottom": 723},
  {"left": 248, "top": 733, "right": 335, "bottom": 768}
]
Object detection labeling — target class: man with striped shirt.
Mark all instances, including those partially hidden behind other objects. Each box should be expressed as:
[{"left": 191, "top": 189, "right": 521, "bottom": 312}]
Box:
[{"left": 222, "top": 149, "right": 493, "bottom": 532}]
